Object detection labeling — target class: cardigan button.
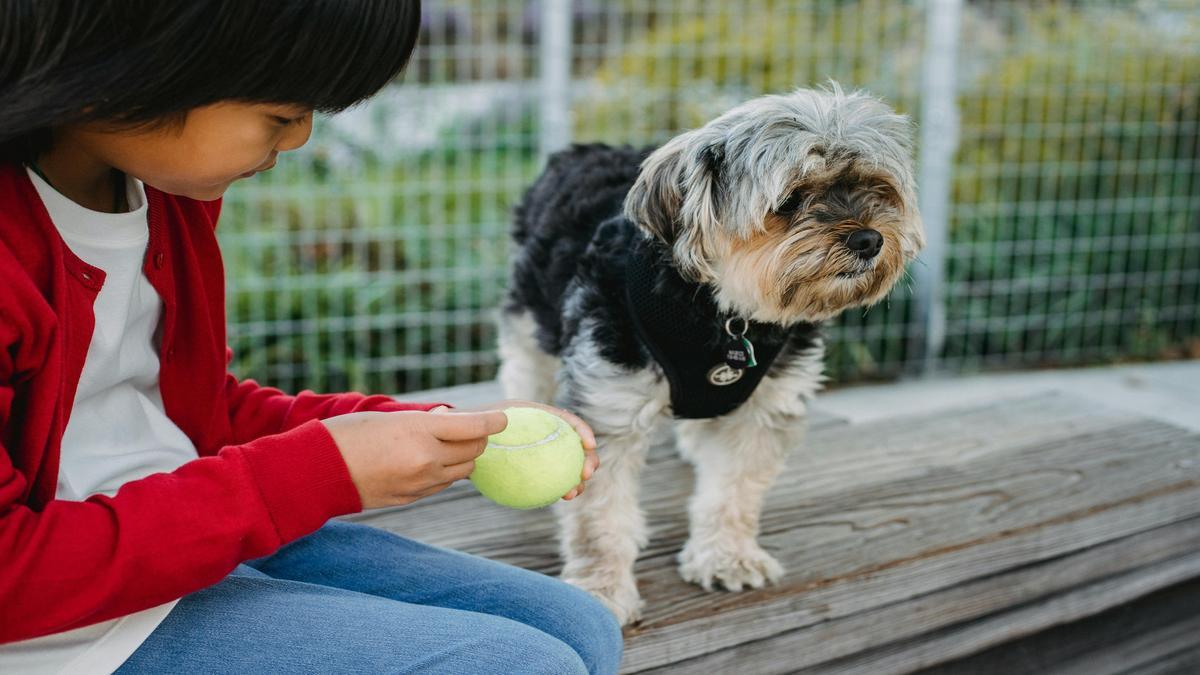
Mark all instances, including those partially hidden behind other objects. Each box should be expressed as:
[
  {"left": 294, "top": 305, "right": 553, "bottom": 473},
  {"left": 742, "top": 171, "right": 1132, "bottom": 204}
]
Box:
[{"left": 154, "top": 252, "right": 164, "bottom": 269}]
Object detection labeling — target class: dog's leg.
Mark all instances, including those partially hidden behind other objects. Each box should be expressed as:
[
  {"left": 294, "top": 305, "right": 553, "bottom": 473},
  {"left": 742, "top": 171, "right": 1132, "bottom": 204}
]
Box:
[
  {"left": 556, "top": 428, "right": 651, "bottom": 625},
  {"left": 554, "top": 335, "right": 667, "bottom": 625},
  {"left": 496, "top": 309, "right": 561, "bottom": 403},
  {"left": 675, "top": 359, "right": 819, "bottom": 591}
]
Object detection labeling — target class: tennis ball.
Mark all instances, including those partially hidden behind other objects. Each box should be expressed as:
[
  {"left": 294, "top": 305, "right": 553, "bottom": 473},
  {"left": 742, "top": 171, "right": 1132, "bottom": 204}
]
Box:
[{"left": 469, "top": 407, "right": 586, "bottom": 510}]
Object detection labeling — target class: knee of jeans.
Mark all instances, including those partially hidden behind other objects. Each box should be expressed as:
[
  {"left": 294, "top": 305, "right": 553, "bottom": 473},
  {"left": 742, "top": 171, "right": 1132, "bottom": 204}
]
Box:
[
  {"left": 512, "top": 632, "right": 589, "bottom": 675},
  {"left": 562, "top": 588, "right": 624, "bottom": 674}
]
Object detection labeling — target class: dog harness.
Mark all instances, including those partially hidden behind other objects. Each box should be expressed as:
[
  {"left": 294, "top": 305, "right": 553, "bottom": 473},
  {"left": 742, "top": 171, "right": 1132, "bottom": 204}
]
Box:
[{"left": 623, "top": 238, "right": 794, "bottom": 419}]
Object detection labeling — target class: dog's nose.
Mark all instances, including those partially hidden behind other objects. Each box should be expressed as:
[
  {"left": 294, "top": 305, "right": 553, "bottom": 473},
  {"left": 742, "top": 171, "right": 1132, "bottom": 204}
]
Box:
[{"left": 846, "top": 229, "right": 883, "bottom": 259}]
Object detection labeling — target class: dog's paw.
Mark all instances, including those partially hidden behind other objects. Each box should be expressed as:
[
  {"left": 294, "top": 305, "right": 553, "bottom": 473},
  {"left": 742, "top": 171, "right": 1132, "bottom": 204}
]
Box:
[
  {"left": 678, "top": 538, "right": 784, "bottom": 592},
  {"left": 561, "top": 573, "right": 643, "bottom": 626}
]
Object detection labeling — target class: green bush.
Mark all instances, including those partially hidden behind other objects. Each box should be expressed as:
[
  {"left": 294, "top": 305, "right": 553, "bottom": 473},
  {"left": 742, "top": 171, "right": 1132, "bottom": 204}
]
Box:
[
  {"left": 944, "top": 3, "right": 1200, "bottom": 369},
  {"left": 219, "top": 1, "right": 1200, "bottom": 395},
  {"left": 220, "top": 110, "right": 542, "bottom": 394},
  {"left": 576, "top": 1, "right": 922, "bottom": 140},
  {"left": 576, "top": 0, "right": 1200, "bottom": 380}
]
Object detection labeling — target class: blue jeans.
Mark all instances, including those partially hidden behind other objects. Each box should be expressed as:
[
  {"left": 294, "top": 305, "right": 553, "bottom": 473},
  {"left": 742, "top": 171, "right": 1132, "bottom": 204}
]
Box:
[{"left": 116, "top": 521, "right": 622, "bottom": 674}]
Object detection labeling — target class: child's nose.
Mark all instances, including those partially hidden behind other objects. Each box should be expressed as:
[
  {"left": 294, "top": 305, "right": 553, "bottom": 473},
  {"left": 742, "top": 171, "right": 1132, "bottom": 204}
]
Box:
[{"left": 276, "top": 113, "right": 313, "bottom": 152}]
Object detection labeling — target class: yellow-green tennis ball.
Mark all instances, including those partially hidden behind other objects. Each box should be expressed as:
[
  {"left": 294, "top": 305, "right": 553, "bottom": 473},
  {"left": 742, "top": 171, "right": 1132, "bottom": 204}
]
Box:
[{"left": 469, "top": 407, "right": 585, "bottom": 510}]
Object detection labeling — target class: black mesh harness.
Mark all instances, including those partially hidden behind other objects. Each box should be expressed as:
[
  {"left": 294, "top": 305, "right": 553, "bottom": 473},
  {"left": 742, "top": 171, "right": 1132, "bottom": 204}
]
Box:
[{"left": 623, "top": 238, "right": 792, "bottom": 419}]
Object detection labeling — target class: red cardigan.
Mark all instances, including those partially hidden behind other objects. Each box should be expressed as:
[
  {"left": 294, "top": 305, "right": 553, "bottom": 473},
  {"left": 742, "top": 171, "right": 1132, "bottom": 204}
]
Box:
[{"left": 0, "top": 163, "right": 439, "bottom": 642}]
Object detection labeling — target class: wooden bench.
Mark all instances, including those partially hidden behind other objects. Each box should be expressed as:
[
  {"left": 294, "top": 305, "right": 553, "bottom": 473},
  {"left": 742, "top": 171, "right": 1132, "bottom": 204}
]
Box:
[{"left": 349, "top": 382, "right": 1200, "bottom": 673}]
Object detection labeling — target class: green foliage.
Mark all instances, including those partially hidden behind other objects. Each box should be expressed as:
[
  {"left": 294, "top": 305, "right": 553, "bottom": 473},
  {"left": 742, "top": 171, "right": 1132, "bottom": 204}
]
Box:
[
  {"left": 575, "top": 1, "right": 933, "bottom": 379},
  {"left": 220, "top": 110, "right": 542, "bottom": 394},
  {"left": 576, "top": 1, "right": 1200, "bottom": 380},
  {"left": 577, "top": 1, "right": 923, "bottom": 141},
  {"left": 219, "top": 1, "right": 1200, "bottom": 395},
  {"left": 945, "top": 3, "right": 1200, "bottom": 370}
]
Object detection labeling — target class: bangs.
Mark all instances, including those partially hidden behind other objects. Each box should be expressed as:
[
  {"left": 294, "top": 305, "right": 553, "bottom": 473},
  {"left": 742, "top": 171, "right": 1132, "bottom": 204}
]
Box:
[
  {"left": 1, "top": 0, "right": 421, "bottom": 162},
  {"left": 203, "top": 0, "right": 423, "bottom": 113}
]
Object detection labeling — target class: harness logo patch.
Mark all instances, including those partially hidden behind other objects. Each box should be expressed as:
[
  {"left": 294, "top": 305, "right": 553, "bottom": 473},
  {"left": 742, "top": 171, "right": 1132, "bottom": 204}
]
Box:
[{"left": 707, "top": 364, "right": 744, "bottom": 386}]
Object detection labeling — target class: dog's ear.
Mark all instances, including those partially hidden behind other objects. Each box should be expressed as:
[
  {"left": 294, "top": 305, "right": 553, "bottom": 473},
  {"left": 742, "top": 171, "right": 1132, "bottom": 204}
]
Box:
[
  {"left": 625, "top": 139, "right": 685, "bottom": 246},
  {"left": 688, "top": 141, "right": 724, "bottom": 236},
  {"left": 625, "top": 133, "right": 725, "bottom": 281}
]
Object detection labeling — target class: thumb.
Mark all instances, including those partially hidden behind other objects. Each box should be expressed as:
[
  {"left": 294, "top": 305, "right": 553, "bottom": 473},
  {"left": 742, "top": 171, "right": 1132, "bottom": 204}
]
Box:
[{"left": 425, "top": 410, "right": 508, "bottom": 442}]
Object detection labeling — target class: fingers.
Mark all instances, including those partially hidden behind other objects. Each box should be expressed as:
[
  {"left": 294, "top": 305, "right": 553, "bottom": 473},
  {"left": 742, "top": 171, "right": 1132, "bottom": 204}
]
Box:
[
  {"left": 582, "top": 448, "right": 599, "bottom": 480},
  {"left": 562, "top": 477, "right": 586, "bottom": 500},
  {"left": 436, "top": 438, "right": 487, "bottom": 467},
  {"left": 414, "top": 479, "right": 457, "bottom": 499},
  {"left": 562, "top": 449, "right": 600, "bottom": 501},
  {"left": 565, "top": 413, "right": 597, "bottom": 451},
  {"left": 441, "top": 457, "right": 478, "bottom": 482},
  {"left": 425, "top": 410, "right": 508, "bottom": 442},
  {"left": 501, "top": 400, "right": 598, "bottom": 450},
  {"left": 438, "top": 400, "right": 601, "bottom": 506},
  {"left": 406, "top": 465, "right": 473, "bottom": 505}
]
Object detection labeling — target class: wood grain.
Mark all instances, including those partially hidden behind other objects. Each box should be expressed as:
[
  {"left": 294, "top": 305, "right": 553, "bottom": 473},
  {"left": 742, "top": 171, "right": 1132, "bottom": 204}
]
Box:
[
  {"left": 649, "top": 518, "right": 1200, "bottom": 674},
  {"left": 350, "top": 390, "right": 1200, "bottom": 673},
  {"left": 922, "top": 575, "right": 1200, "bottom": 675}
]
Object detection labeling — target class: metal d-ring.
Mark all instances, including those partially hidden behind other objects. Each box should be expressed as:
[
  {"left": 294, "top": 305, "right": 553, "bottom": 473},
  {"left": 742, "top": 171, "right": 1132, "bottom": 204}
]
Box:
[{"left": 724, "top": 316, "right": 748, "bottom": 338}]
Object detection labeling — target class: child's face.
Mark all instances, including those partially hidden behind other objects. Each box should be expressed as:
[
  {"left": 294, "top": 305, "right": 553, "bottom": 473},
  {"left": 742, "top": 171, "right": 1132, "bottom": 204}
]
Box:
[{"left": 72, "top": 102, "right": 313, "bottom": 200}]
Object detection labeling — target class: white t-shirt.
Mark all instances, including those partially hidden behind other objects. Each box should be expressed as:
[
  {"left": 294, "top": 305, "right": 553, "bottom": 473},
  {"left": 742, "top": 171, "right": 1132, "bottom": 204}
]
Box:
[{"left": 0, "top": 169, "right": 200, "bottom": 674}]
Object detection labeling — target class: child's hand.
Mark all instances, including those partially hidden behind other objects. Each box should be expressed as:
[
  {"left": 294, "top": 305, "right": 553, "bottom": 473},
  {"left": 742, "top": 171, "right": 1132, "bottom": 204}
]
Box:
[
  {"left": 451, "top": 400, "right": 600, "bottom": 501},
  {"left": 322, "top": 410, "right": 508, "bottom": 509}
]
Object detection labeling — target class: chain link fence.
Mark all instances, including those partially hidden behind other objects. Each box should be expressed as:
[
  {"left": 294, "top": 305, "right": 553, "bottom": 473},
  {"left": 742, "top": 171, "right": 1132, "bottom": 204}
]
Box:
[{"left": 219, "top": 0, "right": 1200, "bottom": 396}]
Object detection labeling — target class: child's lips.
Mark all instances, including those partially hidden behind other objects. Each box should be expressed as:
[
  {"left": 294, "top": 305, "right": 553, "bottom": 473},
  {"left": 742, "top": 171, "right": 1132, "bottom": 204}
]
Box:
[{"left": 239, "top": 162, "right": 276, "bottom": 179}]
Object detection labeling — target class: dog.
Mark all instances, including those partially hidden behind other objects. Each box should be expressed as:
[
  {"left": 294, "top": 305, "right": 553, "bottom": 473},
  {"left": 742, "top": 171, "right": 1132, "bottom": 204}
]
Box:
[{"left": 497, "top": 85, "right": 924, "bottom": 625}]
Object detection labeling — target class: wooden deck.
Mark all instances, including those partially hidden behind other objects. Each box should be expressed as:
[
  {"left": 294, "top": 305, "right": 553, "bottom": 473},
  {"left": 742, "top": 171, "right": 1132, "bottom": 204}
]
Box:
[{"left": 352, "top": 364, "right": 1200, "bottom": 673}]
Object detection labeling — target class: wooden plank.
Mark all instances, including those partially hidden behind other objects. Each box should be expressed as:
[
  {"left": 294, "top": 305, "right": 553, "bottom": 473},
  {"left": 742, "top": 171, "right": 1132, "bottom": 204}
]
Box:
[
  {"left": 1130, "top": 649, "right": 1200, "bottom": 675},
  {"left": 345, "top": 401, "right": 847, "bottom": 574},
  {"left": 921, "top": 576, "right": 1200, "bottom": 675},
  {"left": 643, "top": 517, "right": 1200, "bottom": 674},
  {"left": 804, "top": 551, "right": 1200, "bottom": 674},
  {"left": 349, "top": 393, "right": 1200, "bottom": 672},
  {"left": 619, "top": 397, "right": 1200, "bottom": 671}
]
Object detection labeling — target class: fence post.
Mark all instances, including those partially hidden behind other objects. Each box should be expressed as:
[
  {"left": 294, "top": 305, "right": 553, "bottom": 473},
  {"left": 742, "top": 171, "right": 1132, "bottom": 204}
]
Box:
[
  {"left": 539, "top": 0, "right": 573, "bottom": 163},
  {"left": 912, "top": 0, "right": 962, "bottom": 375}
]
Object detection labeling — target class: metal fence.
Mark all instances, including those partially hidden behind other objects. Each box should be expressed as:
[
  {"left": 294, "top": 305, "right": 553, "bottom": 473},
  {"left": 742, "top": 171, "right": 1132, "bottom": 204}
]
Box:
[{"left": 219, "top": 0, "right": 1200, "bottom": 396}]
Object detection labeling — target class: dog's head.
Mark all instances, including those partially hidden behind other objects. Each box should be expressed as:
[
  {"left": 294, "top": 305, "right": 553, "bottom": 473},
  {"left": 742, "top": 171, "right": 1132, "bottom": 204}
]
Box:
[{"left": 625, "top": 84, "right": 924, "bottom": 324}]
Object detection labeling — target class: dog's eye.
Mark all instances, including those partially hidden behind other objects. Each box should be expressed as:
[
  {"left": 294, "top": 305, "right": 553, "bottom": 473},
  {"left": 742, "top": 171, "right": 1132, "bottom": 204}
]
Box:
[
  {"left": 871, "top": 181, "right": 902, "bottom": 206},
  {"left": 775, "top": 191, "right": 804, "bottom": 215}
]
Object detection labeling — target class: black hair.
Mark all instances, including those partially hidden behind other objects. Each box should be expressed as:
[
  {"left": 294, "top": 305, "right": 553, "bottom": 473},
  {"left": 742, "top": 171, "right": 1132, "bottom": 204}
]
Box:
[{"left": 0, "top": 0, "right": 421, "bottom": 163}]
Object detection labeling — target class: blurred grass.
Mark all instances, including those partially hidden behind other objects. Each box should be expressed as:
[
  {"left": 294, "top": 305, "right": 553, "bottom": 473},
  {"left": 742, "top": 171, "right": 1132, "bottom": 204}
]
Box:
[
  {"left": 219, "top": 0, "right": 1200, "bottom": 395},
  {"left": 945, "top": 2, "right": 1200, "bottom": 370},
  {"left": 220, "top": 110, "right": 542, "bottom": 393}
]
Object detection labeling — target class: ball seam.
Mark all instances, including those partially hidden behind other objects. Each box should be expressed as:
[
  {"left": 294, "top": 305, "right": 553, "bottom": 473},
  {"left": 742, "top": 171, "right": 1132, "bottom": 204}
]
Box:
[{"left": 486, "top": 421, "right": 569, "bottom": 451}]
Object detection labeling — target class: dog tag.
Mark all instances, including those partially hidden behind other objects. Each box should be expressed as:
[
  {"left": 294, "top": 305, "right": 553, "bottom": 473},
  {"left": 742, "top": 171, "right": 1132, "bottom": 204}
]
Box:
[
  {"left": 724, "top": 336, "right": 756, "bottom": 370},
  {"left": 742, "top": 336, "right": 758, "bottom": 368},
  {"left": 722, "top": 316, "right": 758, "bottom": 370}
]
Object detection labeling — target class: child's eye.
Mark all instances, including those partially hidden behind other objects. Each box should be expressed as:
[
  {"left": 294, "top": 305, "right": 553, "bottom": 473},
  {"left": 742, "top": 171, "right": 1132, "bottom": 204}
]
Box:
[{"left": 272, "top": 115, "right": 302, "bottom": 126}]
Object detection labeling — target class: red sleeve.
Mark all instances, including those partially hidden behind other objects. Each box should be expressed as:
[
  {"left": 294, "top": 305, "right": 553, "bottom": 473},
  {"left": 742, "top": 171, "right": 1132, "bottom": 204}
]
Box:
[
  {"left": 222, "top": 348, "right": 446, "bottom": 446},
  {"left": 0, "top": 388, "right": 363, "bottom": 642}
]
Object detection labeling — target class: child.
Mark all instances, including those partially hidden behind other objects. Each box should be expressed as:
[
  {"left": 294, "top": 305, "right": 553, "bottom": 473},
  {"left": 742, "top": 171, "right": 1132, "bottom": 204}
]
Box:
[{"left": 0, "top": 1, "right": 621, "bottom": 673}]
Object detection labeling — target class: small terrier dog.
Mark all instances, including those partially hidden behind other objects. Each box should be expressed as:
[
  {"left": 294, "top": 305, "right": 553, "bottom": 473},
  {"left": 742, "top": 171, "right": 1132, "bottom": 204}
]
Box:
[{"left": 498, "top": 85, "right": 924, "bottom": 624}]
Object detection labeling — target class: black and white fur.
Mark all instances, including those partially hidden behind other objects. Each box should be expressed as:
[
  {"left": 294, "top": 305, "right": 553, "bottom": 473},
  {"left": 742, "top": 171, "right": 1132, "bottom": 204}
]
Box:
[{"left": 498, "top": 85, "right": 923, "bottom": 624}]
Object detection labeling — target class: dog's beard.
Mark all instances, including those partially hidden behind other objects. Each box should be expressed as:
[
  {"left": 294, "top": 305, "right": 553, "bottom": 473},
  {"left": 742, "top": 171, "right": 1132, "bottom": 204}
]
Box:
[
  {"left": 626, "top": 85, "right": 924, "bottom": 324},
  {"left": 713, "top": 215, "right": 910, "bottom": 324}
]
